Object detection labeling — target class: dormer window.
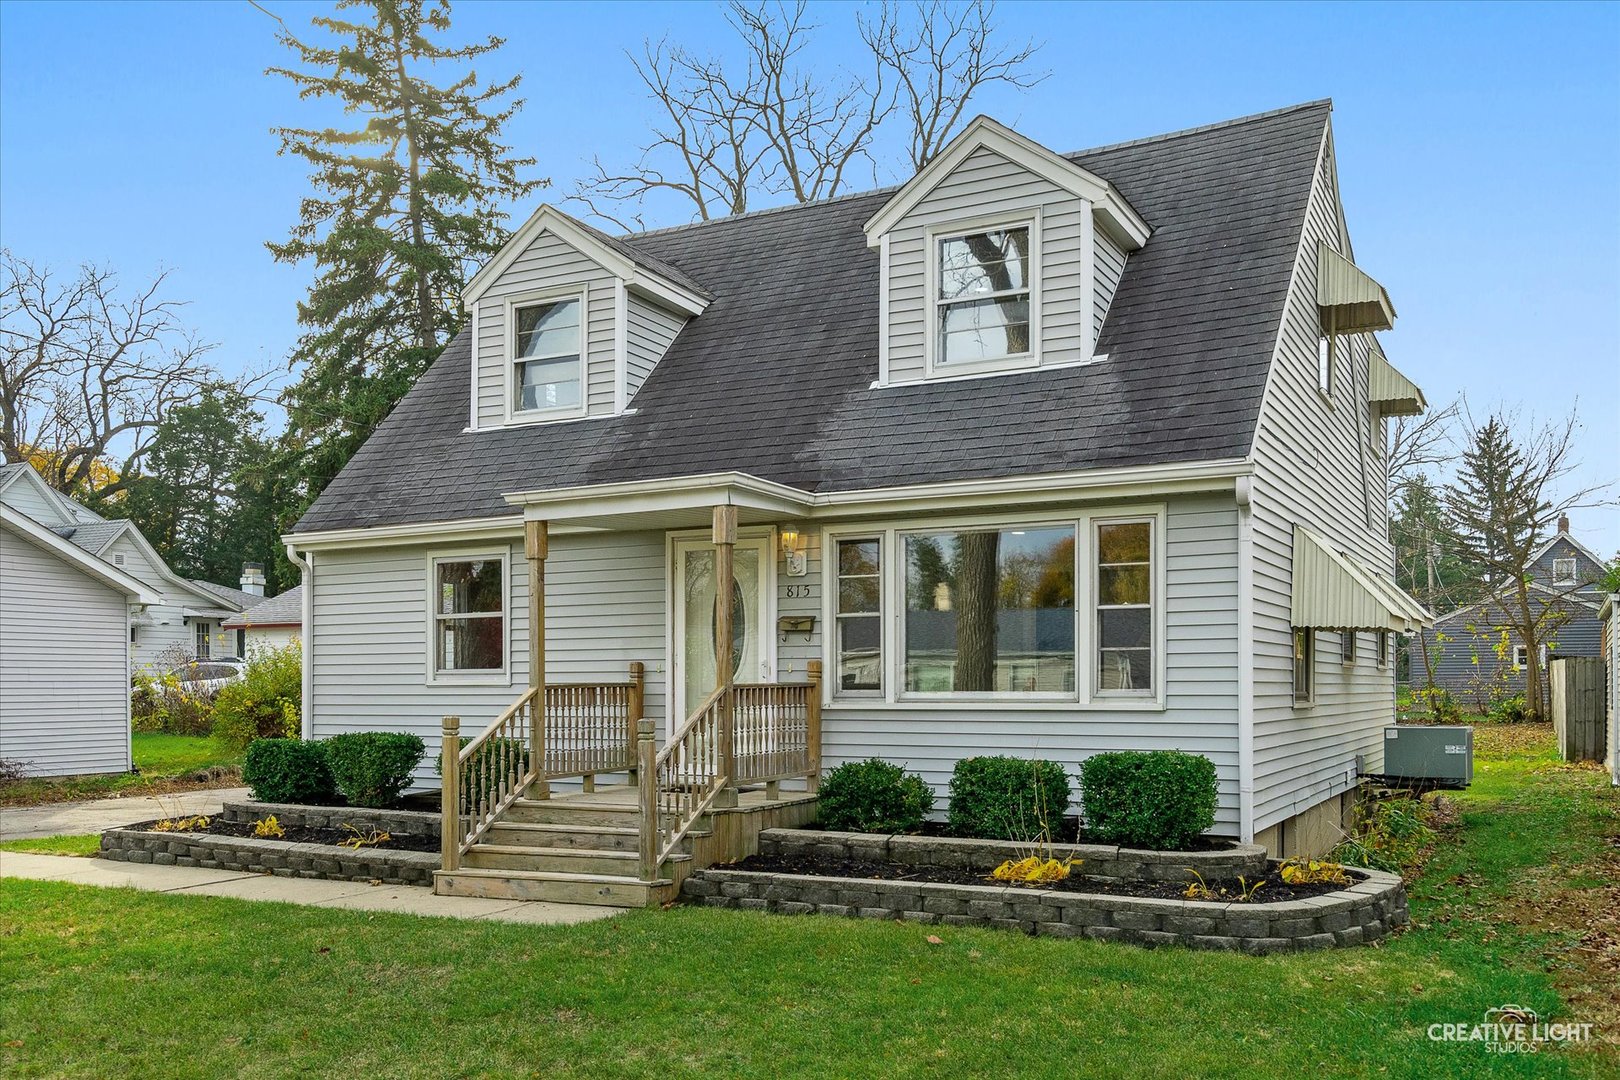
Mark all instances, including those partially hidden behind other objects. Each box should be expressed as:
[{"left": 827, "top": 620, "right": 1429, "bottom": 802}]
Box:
[
  {"left": 512, "top": 294, "right": 584, "bottom": 417},
  {"left": 933, "top": 222, "right": 1036, "bottom": 369}
]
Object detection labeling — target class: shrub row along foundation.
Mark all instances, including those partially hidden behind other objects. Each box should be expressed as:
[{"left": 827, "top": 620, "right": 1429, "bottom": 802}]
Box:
[
  {"left": 759, "top": 828, "right": 1270, "bottom": 884},
  {"left": 99, "top": 828, "right": 437, "bottom": 886}
]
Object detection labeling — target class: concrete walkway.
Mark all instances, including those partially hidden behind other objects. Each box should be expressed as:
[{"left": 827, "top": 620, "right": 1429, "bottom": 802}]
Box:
[
  {"left": 0, "top": 786, "right": 250, "bottom": 841},
  {"left": 0, "top": 851, "right": 619, "bottom": 925}
]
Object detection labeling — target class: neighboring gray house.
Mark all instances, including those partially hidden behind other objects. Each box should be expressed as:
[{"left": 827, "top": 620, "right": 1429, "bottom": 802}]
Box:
[
  {"left": 288, "top": 100, "right": 1431, "bottom": 882},
  {"left": 0, "top": 463, "right": 261, "bottom": 672},
  {"left": 1, "top": 495, "right": 156, "bottom": 776},
  {"left": 1414, "top": 519, "right": 1608, "bottom": 708},
  {"left": 223, "top": 584, "right": 304, "bottom": 656}
]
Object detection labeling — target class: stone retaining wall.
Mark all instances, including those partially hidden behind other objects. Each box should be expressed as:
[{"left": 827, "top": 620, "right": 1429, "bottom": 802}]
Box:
[
  {"left": 681, "top": 866, "right": 1408, "bottom": 953},
  {"left": 759, "top": 828, "right": 1269, "bottom": 884},
  {"left": 220, "top": 801, "right": 441, "bottom": 840},
  {"left": 99, "top": 828, "right": 438, "bottom": 886}
]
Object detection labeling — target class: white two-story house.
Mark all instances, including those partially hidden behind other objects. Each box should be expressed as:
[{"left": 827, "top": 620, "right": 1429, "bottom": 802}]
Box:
[{"left": 288, "top": 101, "right": 1431, "bottom": 884}]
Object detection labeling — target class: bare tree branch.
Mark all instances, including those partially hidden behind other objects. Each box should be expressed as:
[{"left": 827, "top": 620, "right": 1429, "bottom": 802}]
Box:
[{"left": 1386, "top": 396, "right": 1458, "bottom": 498}]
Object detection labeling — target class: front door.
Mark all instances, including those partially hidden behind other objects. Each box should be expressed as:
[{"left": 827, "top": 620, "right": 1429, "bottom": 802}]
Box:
[{"left": 671, "top": 536, "right": 772, "bottom": 732}]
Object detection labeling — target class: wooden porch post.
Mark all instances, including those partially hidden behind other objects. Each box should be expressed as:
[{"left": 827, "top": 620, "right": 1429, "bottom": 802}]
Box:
[
  {"left": 636, "top": 717, "right": 657, "bottom": 880},
  {"left": 713, "top": 504, "right": 738, "bottom": 808},
  {"left": 440, "top": 715, "right": 461, "bottom": 871},
  {"left": 526, "top": 520, "right": 550, "bottom": 800},
  {"left": 805, "top": 660, "right": 823, "bottom": 793},
  {"left": 626, "top": 661, "right": 645, "bottom": 780}
]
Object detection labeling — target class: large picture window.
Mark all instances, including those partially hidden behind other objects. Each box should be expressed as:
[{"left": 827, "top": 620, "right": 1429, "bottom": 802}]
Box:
[
  {"left": 433, "top": 557, "right": 505, "bottom": 674},
  {"left": 835, "top": 538, "right": 882, "bottom": 694},
  {"left": 513, "top": 296, "right": 582, "bottom": 414},
  {"left": 902, "top": 525, "right": 1074, "bottom": 694},
  {"left": 935, "top": 225, "right": 1032, "bottom": 367},
  {"left": 1095, "top": 520, "right": 1154, "bottom": 693}
]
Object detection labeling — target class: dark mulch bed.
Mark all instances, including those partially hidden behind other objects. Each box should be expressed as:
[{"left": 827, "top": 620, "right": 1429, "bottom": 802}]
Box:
[
  {"left": 127, "top": 817, "right": 437, "bottom": 854},
  {"left": 797, "top": 819, "right": 1236, "bottom": 852},
  {"left": 727, "top": 852, "right": 1355, "bottom": 902}
]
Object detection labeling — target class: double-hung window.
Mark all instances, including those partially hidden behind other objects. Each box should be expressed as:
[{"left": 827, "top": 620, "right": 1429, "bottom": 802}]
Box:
[
  {"left": 1095, "top": 520, "right": 1154, "bottom": 694},
  {"left": 935, "top": 225, "right": 1032, "bottom": 368},
  {"left": 1317, "top": 335, "right": 1337, "bottom": 395},
  {"left": 1293, "top": 628, "right": 1314, "bottom": 703},
  {"left": 1340, "top": 631, "right": 1356, "bottom": 665},
  {"left": 901, "top": 525, "right": 1074, "bottom": 694},
  {"left": 834, "top": 539, "right": 882, "bottom": 694},
  {"left": 512, "top": 295, "right": 583, "bottom": 416},
  {"left": 1375, "top": 630, "right": 1389, "bottom": 669},
  {"left": 1552, "top": 557, "right": 1577, "bottom": 585},
  {"left": 432, "top": 556, "right": 506, "bottom": 677}
]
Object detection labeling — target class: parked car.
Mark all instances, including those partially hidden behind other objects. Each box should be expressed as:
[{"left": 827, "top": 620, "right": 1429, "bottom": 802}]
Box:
[{"left": 171, "top": 658, "right": 246, "bottom": 696}]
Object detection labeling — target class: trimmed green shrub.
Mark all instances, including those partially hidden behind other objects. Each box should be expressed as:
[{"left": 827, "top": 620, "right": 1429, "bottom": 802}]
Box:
[
  {"left": 212, "top": 643, "right": 302, "bottom": 749},
  {"left": 1487, "top": 694, "right": 1529, "bottom": 723},
  {"left": 1078, "top": 750, "right": 1216, "bottom": 851},
  {"left": 817, "top": 759, "right": 934, "bottom": 834},
  {"left": 242, "top": 739, "right": 339, "bottom": 805},
  {"left": 325, "top": 732, "right": 426, "bottom": 808},
  {"left": 947, "top": 756, "right": 1072, "bottom": 841}
]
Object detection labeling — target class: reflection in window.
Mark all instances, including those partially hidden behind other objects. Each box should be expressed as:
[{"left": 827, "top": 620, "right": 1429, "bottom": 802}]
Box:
[
  {"left": 514, "top": 298, "right": 582, "bottom": 413},
  {"left": 903, "top": 526, "right": 1074, "bottom": 694},
  {"left": 835, "top": 539, "right": 882, "bottom": 693},
  {"left": 1096, "top": 521, "right": 1153, "bottom": 693},
  {"left": 936, "top": 227, "right": 1031, "bottom": 365},
  {"left": 434, "top": 558, "right": 505, "bottom": 673}
]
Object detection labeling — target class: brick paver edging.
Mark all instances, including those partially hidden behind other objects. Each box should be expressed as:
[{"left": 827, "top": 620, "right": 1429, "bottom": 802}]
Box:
[
  {"left": 760, "top": 828, "right": 1270, "bottom": 883},
  {"left": 99, "top": 828, "right": 438, "bottom": 886},
  {"left": 681, "top": 865, "right": 1408, "bottom": 952},
  {"left": 220, "top": 801, "right": 442, "bottom": 840}
]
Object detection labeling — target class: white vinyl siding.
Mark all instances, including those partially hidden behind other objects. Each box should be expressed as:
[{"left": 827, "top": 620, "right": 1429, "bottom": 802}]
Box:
[
  {"left": 1093, "top": 229, "right": 1128, "bottom": 344},
  {"left": 0, "top": 524, "right": 131, "bottom": 777},
  {"left": 0, "top": 475, "right": 71, "bottom": 526},
  {"left": 818, "top": 495, "right": 1240, "bottom": 830},
  {"left": 474, "top": 229, "right": 619, "bottom": 429},
  {"left": 625, "top": 294, "right": 687, "bottom": 403},
  {"left": 1249, "top": 128, "right": 1397, "bottom": 832},
  {"left": 884, "top": 147, "right": 1099, "bottom": 383},
  {"left": 99, "top": 533, "right": 232, "bottom": 671},
  {"left": 307, "top": 530, "right": 668, "bottom": 790}
]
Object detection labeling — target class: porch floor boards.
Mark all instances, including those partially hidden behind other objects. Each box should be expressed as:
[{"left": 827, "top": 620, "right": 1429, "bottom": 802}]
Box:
[{"left": 536, "top": 783, "right": 818, "bottom": 813}]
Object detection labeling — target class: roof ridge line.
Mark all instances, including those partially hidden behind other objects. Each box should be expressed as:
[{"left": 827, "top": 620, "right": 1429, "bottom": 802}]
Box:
[{"left": 1061, "top": 99, "right": 1334, "bottom": 160}]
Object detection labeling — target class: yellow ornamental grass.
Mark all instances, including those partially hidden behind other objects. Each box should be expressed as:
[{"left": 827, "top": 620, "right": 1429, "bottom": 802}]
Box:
[
  {"left": 990, "top": 856, "right": 1079, "bottom": 885},
  {"left": 151, "top": 815, "right": 210, "bottom": 833},
  {"left": 1279, "top": 857, "right": 1350, "bottom": 886},
  {"left": 253, "top": 815, "right": 285, "bottom": 838}
]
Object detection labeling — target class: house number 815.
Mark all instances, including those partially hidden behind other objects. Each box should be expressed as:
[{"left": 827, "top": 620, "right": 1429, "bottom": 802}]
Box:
[{"left": 784, "top": 584, "right": 813, "bottom": 599}]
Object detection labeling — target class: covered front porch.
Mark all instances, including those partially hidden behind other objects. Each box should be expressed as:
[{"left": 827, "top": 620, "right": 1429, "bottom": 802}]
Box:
[{"left": 435, "top": 482, "right": 825, "bottom": 906}]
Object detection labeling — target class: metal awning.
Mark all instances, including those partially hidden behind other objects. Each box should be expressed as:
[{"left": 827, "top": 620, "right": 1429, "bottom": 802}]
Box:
[
  {"left": 1318, "top": 244, "right": 1395, "bottom": 333},
  {"left": 1291, "top": 525, "right": 1432, "bottom": 632},
  {"left": 1368, "top": 339, "right": 1426, "bottom": 416}
]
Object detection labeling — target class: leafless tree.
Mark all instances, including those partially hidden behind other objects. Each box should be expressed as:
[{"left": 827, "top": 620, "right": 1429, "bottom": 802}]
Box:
[
  {"left": 571, "top": 1, "right": 1044, "bottom": 227},
  {"left": 1385, "top": 396, "right": 1458, "bottom": 499},
  {"left": 0, "top": 250, "right": 218, "bottom": 500}
]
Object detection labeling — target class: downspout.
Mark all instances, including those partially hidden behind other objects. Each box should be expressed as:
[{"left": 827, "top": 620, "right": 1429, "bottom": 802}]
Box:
[
  {"left": 1235, "top": 475, "right": 1256, "bottom": 843},
  {"left": 285, "top": 544, "right": 314, "bottom": 740}
]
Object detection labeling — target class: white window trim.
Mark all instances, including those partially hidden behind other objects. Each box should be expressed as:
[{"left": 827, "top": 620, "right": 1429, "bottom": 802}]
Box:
[
  {"left": 425, "top": 549, "right": 512, "bottom": 687},
  {"left": 1293, "top": 628, "right": 1315, "bottom": 706},
  {"left": 1375, "top": 629, "right": 1389, "bottom": 669},
  {"left": 502, "top": 285, "right": 590, "bottom": 427},
  {"left": 1340, "top": 630, "right": 1356, "bottom": 665},
  {"left": 830, "top": 535, "right": 885, "bottom": 699},
  {"left": 1513, "top": 644, "right": 1529, "bottom": 670},
  {"left": 1092, "top": 514, "right": 1160, "bottom": 700},
  {"left": 1552, "top": 557, "right": 1577, "bottom": 585},
  {"left": 1317, "top": 333, "right": 1337, "bottom": 399},
  {"left": 818, "top": 503, "right": 1167, "bottom": 711},
  {"left": 924, "top": 210, "right": 1043, "bottom": 379}
]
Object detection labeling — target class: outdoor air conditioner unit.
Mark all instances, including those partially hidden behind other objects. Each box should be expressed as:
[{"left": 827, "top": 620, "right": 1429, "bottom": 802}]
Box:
[{"left": 1380, "top": 725, "right": 1473, "bottom": 788}]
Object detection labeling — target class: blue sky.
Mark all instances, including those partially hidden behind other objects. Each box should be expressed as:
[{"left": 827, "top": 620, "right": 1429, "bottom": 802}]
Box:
[{"left": 2, "top": 0, "right": 1616, "bottom": 550}]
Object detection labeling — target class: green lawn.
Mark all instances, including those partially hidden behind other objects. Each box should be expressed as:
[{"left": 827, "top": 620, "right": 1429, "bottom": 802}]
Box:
[
  {"left": 0, "top": 834, "right": 101, "bottom": 857},
  {"left": 0, "top": 733, "right": 242, "bottom": 807},
  {"left": 1, "top": 726, "right": 1614, "bottom": 1078}
]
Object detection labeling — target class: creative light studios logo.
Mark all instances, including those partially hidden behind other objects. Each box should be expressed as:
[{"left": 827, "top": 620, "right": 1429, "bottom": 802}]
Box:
[{"left": 1429, "top": 1005, "right": 1595, "bottom": 1054}]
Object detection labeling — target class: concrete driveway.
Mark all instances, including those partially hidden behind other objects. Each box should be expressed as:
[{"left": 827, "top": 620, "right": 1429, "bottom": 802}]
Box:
[{"left": 0, "top": 786, "right": 249, "bottom": 841}]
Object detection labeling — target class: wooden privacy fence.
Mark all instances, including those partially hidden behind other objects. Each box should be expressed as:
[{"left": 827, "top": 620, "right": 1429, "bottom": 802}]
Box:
[{"left": 1549, "top": 656, "right": 1604, "bottom": 762}]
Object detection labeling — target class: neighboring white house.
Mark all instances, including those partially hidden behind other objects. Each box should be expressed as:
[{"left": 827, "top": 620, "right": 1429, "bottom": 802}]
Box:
[
  {"left": 1601, "top": 593, "right": 1620, "bottom": 787},
  {"left": 0, "top": 463, "right": 262, "bottom": 673},
  {"left": 287, "top": 102, "right": 1432, "bottom": 859},
  {"left": 223, "top": 584, "right": 303, "bottom": 656},
  {"left": 1, "top": 499, "right": 157, "bottom": 776}
]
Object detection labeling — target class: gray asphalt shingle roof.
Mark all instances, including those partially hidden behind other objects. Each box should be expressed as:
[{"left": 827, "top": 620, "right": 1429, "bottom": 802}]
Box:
[
  {"left": 188, "top": 579, "right": 261, "bottom": 611},
  {"left": 52, "top": 520, "right": 127, "bottom": 554},
  {"left": 295, "top": 102, "right": 1330, "bottom": 534},
  {"left": 223, "top": 585, "right": 304, "bottom": 629}
]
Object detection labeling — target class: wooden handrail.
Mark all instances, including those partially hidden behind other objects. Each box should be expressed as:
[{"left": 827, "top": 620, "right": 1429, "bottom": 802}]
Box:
[{"left": 640, "top": 686, "right": 729, "bottom": 879}]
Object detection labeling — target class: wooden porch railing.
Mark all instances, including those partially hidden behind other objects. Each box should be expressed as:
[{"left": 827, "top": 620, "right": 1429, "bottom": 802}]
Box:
[
  {"left": 732, "top": 661, "right": 823, "bottom": 795},
  {"left": 440, "top": 663, "right": 645, "bottom": 871}
]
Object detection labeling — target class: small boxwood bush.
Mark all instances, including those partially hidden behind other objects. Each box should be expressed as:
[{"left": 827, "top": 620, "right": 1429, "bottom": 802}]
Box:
[
  {"left": 241, "top": 739, "right": 339, "bottom": 805},
  {"left": 817, "top": 759, "right": 934, "bottom": 834},
  {"left": 947, "top": 756, "right": 1072, "bottom": 841},
  {"left": 1078, "top": 750, "right": 1217, "bottom": 850},
  {"left": 324, "top": 732, "right": 426, "bottom": 808}
]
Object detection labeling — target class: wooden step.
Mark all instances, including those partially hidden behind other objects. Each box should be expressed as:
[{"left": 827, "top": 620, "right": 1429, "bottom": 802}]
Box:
[
  {"left": 462, "top": 844, "right": 692, "bottom": 877},
  {"left": 481, "top": 820, "right": 711, "bottom": 851},
  {"left": 501, "top": 798, "right": 643, "bottom": 828},
  {"left": 433, "top": 867, "right": 669, "bottom": 907}
]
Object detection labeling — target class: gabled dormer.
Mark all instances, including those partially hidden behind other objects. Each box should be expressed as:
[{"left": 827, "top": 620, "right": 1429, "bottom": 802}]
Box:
[
  {"left": 863, "top": 116, "right": 1150, "bottom": 387},
  {"left": 461, "top": 206, "right": 709, "bottom": 430}
]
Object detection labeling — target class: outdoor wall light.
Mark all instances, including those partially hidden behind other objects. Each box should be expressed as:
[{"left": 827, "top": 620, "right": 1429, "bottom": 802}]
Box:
[{"left": 781, "top": 526, "right": 808, "bottom": 577}]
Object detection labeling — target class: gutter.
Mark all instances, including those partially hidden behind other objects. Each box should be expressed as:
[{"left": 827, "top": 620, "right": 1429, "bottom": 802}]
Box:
[
  {"left": 285, "top": 543, "right": 314, "bottom": 740},
  {"left": 1235, "top": 474, "right": 1256, "bottom": 843}
]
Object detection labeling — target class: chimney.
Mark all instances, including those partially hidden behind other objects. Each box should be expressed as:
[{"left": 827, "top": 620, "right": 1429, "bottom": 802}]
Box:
[
  {"left": 240, "top": 562, "right": 266, "bottom": 597},
  {"left": 1557, "top": 513, "right": 1570, "bottom": 535}
]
